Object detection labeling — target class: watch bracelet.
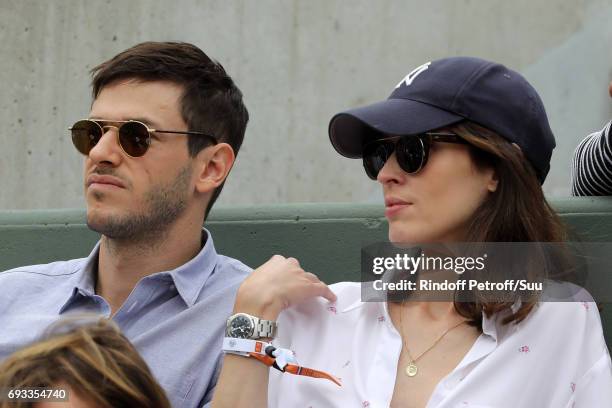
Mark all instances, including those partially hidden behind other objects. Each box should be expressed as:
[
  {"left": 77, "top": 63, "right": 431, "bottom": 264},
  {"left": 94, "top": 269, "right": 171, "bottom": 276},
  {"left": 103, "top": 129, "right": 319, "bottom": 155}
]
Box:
[{"left": 256, "top": 319, "right": 277, "bottom": 338}]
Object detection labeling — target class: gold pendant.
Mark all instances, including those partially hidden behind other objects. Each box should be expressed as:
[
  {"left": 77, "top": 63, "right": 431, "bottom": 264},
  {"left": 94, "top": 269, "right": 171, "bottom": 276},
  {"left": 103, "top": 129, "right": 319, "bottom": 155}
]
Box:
[{"left": 406, "top": 362, "right": 418, "bottom": 377}]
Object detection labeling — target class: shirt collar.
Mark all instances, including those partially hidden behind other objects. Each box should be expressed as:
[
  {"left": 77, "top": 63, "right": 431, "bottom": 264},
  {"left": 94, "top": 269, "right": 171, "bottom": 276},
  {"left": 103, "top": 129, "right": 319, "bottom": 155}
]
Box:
[
  {"left": 156, "top": 228, "right": 219, "bottom": 307},
  {"left": 475, "top": 298, "right": 523, "bottom": 342},
  {"left": 58, "top": 243, "right": 100, "bottom": 314},
  {"left": 480, "top": 309, "right": 498, "bottom": 341},
  {"left": 59, "top": 228, "right": 219, "bottom": 312}
]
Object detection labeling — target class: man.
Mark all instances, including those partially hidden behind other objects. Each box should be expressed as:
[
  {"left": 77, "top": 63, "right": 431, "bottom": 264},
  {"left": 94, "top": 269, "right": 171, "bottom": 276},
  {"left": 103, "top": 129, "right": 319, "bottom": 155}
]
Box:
[
  {"left": 571, "top": 80, "right": 612, "bottom": 195},
  {"left": 0, "top": 42, "right": 251, "bottom": 407}
]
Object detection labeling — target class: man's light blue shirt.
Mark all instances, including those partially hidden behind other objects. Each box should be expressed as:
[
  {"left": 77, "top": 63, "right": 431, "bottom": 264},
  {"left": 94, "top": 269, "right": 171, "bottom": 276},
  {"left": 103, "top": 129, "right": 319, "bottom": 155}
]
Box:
[{"left": 0, "top": 229, "right": 251, "bottom": 408}]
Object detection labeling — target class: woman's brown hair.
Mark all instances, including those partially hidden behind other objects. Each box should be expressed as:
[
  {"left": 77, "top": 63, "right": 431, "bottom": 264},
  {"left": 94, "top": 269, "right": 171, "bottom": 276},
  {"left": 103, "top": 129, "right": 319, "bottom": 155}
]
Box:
[
  {"left": 449, "top": 121, "right": 572, "bottom": 327},
  {"left": 0, "top": 317, "right": 171, "bottom": 408}
]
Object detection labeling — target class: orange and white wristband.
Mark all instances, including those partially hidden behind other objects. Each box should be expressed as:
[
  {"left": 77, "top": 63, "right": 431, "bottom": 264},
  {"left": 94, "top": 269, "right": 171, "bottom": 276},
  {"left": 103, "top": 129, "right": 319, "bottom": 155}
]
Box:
[
  {"left": 222, "top": 337, "right": 272, "bottom": 357},
  {"left": 222, "top": 337, "right": 341, "bottom": 386}
]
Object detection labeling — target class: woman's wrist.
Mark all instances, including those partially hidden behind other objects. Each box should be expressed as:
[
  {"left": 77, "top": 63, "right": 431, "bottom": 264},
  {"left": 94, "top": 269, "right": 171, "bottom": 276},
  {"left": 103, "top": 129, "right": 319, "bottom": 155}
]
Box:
[{"left": 233, "top": 284, "right": 283, "bottom": 321}]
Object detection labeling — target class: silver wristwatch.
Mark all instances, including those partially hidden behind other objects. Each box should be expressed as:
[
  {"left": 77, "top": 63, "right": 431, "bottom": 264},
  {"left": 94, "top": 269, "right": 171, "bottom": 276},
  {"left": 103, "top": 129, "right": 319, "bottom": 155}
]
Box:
[{"left": 225, "top": 313, "right": 277, "bottom": 339}]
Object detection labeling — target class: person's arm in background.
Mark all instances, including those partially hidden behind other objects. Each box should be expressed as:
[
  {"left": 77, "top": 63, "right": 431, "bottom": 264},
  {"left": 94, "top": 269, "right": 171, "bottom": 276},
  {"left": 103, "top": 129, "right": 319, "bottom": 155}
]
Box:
[
  {"left": 571, "top": 81, "right": 612, "bottom": 196},
  {"left": 211, "top": 255, "right": 336, "bottom": 408}
]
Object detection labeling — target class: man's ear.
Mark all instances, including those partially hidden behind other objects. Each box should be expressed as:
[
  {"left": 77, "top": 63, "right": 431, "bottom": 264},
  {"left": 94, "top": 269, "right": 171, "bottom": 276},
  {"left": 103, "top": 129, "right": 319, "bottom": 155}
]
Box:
[{"left": 193, "top": 143, "right": 235, "bottom": 194}]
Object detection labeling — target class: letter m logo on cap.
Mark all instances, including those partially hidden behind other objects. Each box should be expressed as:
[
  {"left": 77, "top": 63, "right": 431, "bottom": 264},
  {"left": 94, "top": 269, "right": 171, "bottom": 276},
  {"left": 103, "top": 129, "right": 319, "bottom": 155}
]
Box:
[{"left": 395, "top": 62, "right": 431, "bottom": 89}]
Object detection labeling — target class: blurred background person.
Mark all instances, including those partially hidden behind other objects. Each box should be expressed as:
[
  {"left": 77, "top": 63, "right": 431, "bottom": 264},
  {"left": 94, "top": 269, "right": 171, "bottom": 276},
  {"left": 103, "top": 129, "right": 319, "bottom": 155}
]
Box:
[
  {"left": 0, "top": 317, "right": 171, "bottom": 408},
  {"left": 571, "top": 81, "right": 612, "bottom": 195}
]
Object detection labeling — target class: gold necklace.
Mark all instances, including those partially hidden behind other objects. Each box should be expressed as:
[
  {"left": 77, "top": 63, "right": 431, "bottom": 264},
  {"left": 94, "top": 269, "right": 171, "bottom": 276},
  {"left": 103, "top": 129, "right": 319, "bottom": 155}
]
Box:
[{"left": 398, "top": 301, "right": 468, "bottom": 377}]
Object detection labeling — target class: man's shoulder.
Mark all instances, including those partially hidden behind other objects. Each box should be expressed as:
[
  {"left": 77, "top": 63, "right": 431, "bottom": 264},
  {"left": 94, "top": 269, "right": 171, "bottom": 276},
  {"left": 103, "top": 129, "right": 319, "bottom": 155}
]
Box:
[
  {"left": 215, "top": 254, "right": 252, "bottom": 276},
  {"left": 0, "top": 259, "right": 87, "bottom": 333},
  {"left": 0, "top": 258, "right": 86, "bottom": 281},
  {"left": 211, "top": 254, "right": 252, "bottom": 287},
  {"left": 191, "top": 254, "right": 251, "bottom": 306}
]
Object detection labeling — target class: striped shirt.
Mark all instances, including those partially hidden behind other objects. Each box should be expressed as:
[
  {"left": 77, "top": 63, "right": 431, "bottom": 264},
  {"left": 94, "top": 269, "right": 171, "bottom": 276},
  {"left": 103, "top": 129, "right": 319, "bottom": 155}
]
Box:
[{"left": 571, "top": 120, "right": 612, "bottom": 196}]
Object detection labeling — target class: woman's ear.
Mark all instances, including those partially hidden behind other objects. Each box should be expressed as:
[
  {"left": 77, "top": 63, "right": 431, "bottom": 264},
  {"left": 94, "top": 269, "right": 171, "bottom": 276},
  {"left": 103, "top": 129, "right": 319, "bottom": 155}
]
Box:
[
  {"left": 193, "top": 143, "right": 235, "bottom": 194},
  {"left": 487, "top": 171, "right": 499, "bottom": 192}
]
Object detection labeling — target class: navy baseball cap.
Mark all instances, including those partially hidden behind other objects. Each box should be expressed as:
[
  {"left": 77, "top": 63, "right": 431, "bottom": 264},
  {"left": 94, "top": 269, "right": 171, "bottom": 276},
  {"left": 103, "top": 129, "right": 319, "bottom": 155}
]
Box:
[{"left": 328, "top": 57, "right": 556, "bottom": 183}]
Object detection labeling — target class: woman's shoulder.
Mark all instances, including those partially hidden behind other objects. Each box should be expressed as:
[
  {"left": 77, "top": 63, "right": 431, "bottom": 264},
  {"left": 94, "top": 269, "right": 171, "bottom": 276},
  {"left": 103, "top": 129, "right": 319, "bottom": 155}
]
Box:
[
  {"left": 514, "top": 281, "right": 603, "bottom": 335},
  {"left": 535, "top": 280, "right": 602, "bottom": 326},
  {"left": 495, "top": 281, "right": 608, "bottom": 363}
]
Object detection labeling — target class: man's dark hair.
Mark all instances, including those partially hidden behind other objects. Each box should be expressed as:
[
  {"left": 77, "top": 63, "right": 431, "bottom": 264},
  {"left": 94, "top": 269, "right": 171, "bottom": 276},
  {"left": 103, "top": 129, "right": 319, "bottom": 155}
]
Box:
[{"left": 90, "top": 41, "right": 249, "bottom": 219}]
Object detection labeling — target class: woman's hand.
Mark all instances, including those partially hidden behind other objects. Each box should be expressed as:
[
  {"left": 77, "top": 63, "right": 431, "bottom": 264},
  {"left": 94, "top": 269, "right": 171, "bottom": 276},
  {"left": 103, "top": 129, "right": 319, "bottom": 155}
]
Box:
[{"left": 233, "top": 255, "right": 337, "bottom": 320}]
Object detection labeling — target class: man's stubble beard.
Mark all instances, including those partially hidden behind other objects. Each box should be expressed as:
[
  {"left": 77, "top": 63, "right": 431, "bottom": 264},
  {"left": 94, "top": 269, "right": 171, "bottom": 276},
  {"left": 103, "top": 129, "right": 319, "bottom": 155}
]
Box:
[{"left": 87, "top": 164, "right": 193, "bottom": 243}]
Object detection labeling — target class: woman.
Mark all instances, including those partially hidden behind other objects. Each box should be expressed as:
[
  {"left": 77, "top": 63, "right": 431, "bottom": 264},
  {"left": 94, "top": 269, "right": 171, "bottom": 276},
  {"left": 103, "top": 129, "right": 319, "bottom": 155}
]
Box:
[
  {"left": 0, "top": 317, "right": 171, "bottom": 408},
  {"left": 212, "top": 57, "right": 612, "bottom": 407}
]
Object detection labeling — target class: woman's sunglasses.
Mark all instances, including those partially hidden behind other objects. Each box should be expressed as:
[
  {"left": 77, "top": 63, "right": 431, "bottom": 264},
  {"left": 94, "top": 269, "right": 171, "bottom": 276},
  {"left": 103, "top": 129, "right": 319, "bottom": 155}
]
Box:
[
  {"left": 69, "top": 119, "right": 217, "bottom": 158},
  {"left": 362, "top": 132, "right": 468, "bottom": 179}
]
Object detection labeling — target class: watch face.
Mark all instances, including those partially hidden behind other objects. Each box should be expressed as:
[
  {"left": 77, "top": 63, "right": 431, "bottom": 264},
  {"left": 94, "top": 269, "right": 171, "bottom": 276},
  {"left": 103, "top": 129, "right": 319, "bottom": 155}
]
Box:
[{"left": 228, "top": 315, "right": 254, "bottom": 338}]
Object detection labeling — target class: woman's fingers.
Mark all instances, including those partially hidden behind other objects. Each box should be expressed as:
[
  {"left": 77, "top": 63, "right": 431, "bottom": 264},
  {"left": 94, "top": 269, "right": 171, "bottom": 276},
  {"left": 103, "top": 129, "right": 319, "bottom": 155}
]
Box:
[
  {"left": 303, "top": 272, "right": 321, "bottom": 282},
  {"left": 312, "top": 283, "right": 337, "bottom": 303},
  {"left": 316, "top": 282, "right": 338, "bottom": 303},
  {"left": 296, "top": 281, "right": 337, "bottom": 304},
  {"left": 236, "top": 254, "right": 336, "bottom": 318},
  {"left": 286, "top": 257, "right": 300, "bottom": 266}
]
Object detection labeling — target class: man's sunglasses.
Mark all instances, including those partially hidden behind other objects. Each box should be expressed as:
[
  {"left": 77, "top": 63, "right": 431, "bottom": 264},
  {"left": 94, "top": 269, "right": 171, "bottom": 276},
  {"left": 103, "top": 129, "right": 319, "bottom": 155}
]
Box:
[
  {"left": 69, "top": 119, "right": 217, "bottom": 158},
  {"left": 362, "top": 132, "right": 468, "bottom": 179}
]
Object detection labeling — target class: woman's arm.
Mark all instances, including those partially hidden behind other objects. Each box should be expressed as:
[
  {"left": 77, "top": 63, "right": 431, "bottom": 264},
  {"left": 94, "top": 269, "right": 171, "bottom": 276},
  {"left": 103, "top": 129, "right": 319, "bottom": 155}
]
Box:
[{"left": 211, "top": 255, "right": 336, "bottom": 408}]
